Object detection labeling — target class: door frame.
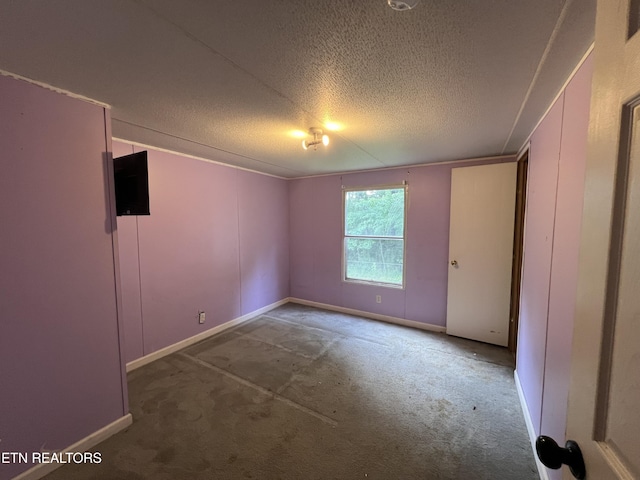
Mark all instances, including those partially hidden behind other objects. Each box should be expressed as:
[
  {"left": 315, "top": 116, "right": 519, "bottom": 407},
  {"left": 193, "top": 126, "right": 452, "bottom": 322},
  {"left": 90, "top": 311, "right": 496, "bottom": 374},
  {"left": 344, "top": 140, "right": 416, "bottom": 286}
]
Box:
[
  {"left": 508, "top": 148, "right": 529, "bottom": 356},
  {"left": 563, "top": 0, "right": 640, "bottom": 477}
]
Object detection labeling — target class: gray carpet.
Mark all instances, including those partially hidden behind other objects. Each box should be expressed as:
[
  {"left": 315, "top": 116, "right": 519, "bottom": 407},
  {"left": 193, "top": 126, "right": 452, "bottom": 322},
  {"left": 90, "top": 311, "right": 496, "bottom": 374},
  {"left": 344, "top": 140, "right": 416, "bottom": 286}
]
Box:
[{"left": 45, "top": 304, "right": 538, "bottom": 479}]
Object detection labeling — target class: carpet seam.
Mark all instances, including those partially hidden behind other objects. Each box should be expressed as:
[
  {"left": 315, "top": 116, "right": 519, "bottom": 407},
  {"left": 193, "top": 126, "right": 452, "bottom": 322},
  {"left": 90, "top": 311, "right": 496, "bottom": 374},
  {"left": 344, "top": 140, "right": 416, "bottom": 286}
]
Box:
[{"left": 177, "top": 352, "right": 338, "bottom": 428}]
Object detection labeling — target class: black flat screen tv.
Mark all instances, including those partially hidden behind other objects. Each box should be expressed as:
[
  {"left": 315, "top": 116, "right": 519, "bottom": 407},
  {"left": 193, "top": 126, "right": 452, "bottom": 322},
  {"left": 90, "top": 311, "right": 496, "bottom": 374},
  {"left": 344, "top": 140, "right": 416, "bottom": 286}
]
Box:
[{"left": 114, "top": 151, "right": 150, "bottom": 216}]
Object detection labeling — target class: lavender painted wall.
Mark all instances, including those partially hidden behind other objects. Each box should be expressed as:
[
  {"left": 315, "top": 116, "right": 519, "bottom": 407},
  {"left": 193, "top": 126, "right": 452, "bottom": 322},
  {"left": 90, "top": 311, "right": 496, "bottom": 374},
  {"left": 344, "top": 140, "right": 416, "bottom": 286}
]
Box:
[
  {"left": 289, "top": 158, "right": 514, "bottom": 326},
  {"left": 517, "top": 97, "right": 563, "bottom": 435},
  {"left": 403, "top": 167, "right": 452, "bottom": 324},
  {"left": 237, "top": 170, "right": 290, "bottom": 315},
  {"left": 0, "top": 76, "right": 126, "bottom": 479},
  {"left": 515, "top": 54, "right": 593, "bottom": 480},
  {"left": 539, "top": 54, "right": 593, "bottom": 480},
  {"left": 115, "top": 142, "right": 289, "bottom": 361}
]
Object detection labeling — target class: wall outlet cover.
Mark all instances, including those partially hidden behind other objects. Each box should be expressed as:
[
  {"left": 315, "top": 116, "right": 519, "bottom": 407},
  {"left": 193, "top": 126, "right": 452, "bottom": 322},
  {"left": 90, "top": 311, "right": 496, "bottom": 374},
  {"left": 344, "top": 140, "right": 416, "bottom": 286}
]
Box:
[{"left": 198, "top": 311, "right": 205, "bottom": 324}]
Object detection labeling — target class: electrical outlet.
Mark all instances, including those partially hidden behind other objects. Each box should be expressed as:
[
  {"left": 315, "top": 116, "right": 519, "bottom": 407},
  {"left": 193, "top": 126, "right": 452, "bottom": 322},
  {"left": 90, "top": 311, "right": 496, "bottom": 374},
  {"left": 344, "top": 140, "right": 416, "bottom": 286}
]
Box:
[
  {"left": 376, "top": 295, "right": 382, "bottom": 304},
  {"left": 198, "top": 311, "right": 205, "bottom": 324}
]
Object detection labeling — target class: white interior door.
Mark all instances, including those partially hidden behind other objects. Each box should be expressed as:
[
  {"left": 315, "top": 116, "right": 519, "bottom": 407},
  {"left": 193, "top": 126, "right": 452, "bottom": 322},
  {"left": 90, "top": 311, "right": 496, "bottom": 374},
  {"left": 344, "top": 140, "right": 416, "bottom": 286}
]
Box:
[
  {"left": 446, "top": 162, "right": 517, "bottom": 346},
  {"left": 555, "top": 1, "right": 640, "bottom": 478}
]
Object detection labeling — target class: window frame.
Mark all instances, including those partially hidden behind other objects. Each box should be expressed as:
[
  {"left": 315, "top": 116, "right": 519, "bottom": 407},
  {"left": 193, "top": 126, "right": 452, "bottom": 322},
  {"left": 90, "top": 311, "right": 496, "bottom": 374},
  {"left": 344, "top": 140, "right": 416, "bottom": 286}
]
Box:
[{"left": 341, "top": 183, "right": 408, "bottom": 289}]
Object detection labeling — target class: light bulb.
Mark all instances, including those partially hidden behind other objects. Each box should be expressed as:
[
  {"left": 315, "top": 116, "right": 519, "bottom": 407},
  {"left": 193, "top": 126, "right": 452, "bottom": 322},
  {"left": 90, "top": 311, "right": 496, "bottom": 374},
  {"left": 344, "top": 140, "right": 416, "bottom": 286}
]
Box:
[
  {"left": 302, "top": 140, "right": 308, "bottom": 150},
  {"left": 322, "top": 135, "right": 329, "bottom": 146}
]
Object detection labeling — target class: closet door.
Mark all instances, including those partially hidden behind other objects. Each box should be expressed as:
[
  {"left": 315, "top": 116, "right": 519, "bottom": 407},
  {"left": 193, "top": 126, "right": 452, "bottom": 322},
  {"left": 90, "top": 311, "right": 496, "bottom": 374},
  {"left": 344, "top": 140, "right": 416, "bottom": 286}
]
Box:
[{"left": 446, "top": 162, "right": 517, "bottom": 346}]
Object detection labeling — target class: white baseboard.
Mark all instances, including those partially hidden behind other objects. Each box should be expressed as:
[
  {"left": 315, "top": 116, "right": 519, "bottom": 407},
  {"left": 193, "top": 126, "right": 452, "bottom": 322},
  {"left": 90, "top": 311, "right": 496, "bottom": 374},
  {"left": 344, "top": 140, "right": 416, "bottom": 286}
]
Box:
[
  {"left": 127, "top": 297, "right": 444, "bottom": 372},
  {"left": 289, "top": 297, "right": 446, "bottom": 333},
  {"left": 514, "top": 370, "right": 549, "bottom": 480},
  {"left": 126, "top": 298, "right": 290, "bottom": 372},
  {"left": 12, "top": 414, "right": 133, "bottom": 480}
]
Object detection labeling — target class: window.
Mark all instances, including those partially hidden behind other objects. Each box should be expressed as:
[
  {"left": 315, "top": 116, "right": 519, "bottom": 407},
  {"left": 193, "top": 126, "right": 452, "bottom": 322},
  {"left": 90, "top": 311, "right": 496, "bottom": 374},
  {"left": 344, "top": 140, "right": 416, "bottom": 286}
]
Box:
[{"left": 343, "top": 185, "right": 406, "bottom": 287}]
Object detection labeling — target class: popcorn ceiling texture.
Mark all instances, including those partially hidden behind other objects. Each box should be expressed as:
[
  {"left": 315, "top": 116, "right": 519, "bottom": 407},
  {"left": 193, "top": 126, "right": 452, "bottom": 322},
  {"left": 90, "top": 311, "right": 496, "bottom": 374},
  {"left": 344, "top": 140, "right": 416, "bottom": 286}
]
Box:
[{"left": 0, "top": 0, "right": 594, "bottom": 177}]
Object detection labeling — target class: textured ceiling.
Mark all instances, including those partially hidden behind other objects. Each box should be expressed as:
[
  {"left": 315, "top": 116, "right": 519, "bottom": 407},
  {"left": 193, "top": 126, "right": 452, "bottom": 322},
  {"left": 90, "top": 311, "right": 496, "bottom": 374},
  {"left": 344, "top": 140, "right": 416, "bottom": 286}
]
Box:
[{"left": 0, "top": 0, "right": 595, "bottom": 178}]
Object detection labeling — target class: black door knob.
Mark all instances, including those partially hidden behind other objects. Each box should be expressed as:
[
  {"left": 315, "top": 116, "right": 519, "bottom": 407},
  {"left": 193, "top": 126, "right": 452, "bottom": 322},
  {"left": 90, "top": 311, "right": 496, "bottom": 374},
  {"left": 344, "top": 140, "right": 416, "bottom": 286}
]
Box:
[{"left": 535, "top": 435, "right": 586, "bottom": 479}]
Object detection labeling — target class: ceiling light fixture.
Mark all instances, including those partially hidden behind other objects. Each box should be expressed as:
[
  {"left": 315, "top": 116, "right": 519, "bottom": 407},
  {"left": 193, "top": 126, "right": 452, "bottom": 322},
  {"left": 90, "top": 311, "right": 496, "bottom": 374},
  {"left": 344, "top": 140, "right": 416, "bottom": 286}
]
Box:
[
  {"left": 387, "top": 0, "right": 419, "bottom": 11},
  {"left": 302, "top": 128, "right": 329, "bottom": 151}
]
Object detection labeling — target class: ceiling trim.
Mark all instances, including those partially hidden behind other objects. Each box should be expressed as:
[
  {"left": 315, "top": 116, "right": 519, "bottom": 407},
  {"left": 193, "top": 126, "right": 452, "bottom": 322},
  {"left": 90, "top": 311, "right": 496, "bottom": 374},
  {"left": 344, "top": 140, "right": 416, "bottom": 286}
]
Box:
[
  {"left": 292, "top": 154, "right": 517, "bottom": 180},
  {"left": 0, "top": 68, "right": 110, "bottom": 109},
  {"left": 114, "top": 137, "right": 517, "bottom": 182},
  {"left": 112, "top": 137, "right": 289, "bottom": 180}
]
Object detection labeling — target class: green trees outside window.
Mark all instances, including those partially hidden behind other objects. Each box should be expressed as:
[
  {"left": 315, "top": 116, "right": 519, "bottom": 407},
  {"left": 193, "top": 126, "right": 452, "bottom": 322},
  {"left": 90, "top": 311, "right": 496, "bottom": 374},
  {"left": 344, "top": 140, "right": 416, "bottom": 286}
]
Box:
[{"left": 344, "top": 186, "right": 406, "bottom": 286}]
